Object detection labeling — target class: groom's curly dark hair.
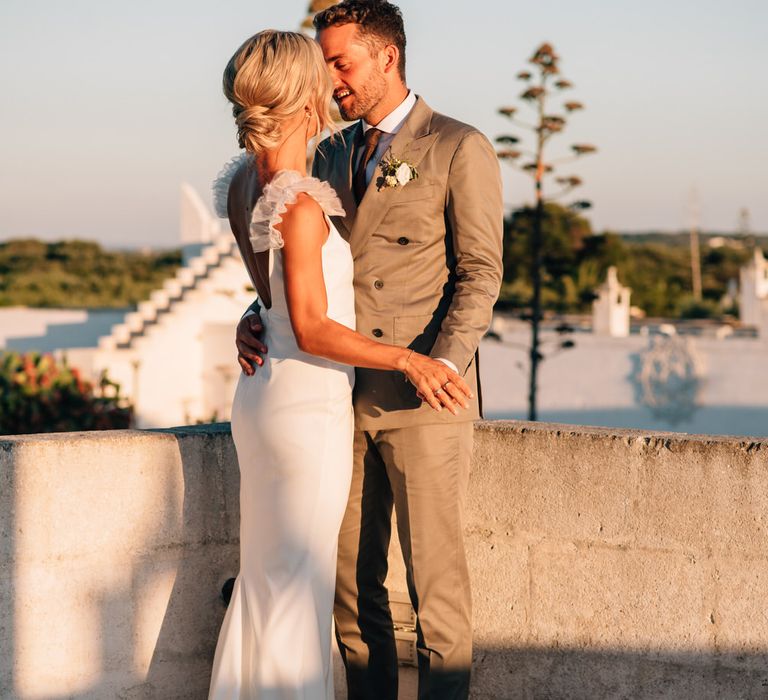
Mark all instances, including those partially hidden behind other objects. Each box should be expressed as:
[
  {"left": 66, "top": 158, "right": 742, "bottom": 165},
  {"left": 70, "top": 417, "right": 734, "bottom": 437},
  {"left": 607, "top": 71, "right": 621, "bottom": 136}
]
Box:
[{"left": 313, "top": 0, "right": 407, "bottom": 80}]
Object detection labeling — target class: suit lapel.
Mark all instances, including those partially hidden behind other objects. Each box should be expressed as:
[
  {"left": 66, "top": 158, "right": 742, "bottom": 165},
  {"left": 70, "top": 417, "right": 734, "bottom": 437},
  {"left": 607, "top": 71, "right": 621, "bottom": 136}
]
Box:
[{"left": 349, "top": 97, "right": 436, "bottom": 258}]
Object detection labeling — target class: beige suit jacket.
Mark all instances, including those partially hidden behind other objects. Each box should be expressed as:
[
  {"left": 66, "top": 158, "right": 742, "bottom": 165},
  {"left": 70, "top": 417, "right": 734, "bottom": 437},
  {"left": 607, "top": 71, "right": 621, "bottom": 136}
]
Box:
[{"left": 313, "top": 96, "right": 503, "bottom": 430}]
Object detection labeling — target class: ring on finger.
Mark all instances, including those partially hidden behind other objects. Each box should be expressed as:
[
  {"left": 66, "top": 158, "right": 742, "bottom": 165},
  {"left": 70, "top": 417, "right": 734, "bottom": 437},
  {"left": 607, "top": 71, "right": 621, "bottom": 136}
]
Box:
[{"left": 433, "top": 387, "right": 444, "bottom": 396}]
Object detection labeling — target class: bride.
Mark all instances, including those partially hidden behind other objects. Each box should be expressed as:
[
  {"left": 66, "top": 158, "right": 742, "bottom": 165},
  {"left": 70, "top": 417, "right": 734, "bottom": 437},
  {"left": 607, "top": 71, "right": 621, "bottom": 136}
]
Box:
[{"left": 207, "top": 30, "right": 472, "bottom": 699}]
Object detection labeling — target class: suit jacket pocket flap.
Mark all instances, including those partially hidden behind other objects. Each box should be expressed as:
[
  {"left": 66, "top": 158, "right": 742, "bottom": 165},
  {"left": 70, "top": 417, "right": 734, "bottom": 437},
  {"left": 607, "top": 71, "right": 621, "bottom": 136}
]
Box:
[{"left": 387, "top": 183, "right": 435, "bottom": 206}]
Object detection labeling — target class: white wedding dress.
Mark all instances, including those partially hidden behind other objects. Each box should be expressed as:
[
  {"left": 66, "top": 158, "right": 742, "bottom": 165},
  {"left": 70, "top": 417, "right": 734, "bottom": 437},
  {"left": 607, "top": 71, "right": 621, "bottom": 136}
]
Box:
[{"left": 208, "top": 162, "right": 355, "bottom": 700}]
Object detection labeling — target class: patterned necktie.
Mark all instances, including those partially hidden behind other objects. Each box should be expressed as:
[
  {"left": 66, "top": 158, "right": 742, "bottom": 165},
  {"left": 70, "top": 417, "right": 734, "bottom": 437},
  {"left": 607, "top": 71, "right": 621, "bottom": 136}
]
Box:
[{"left": 353, "top": 127, "right": 383, "bottom": 205}]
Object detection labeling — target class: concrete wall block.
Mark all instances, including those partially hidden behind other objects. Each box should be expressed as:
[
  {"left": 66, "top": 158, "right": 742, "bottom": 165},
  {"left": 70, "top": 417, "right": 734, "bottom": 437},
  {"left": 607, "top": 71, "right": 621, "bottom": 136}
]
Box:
[
  {"left": 528, "top": 542, "right": 712, "bottom": 653},
  {"left": 470, "top": 646, "right": 768, "bottom": 700},
  {"left": 12, "top": 434, "right": 185, "bottom": 563},
  {"left": 712, "top": 556, "right": 768, "bottom": 659},
  {"left": 0, "top": 445, "right": 14, "bottom": 565},
  {"left": 708, "top": 449, "right": 768, "bottom": 555},
  {"left": 17, "top": 558, "right": 140, "bottom": 696},
  {"left": 470, "top": 425, "right": 637, "bottom": 544},
  {"left": 10, "top": 546, "right": 237, "bottom": 700},
  {"left": 169, "top": 429, "right": 241, "bottom": 545},
  {"left": 139, "top": 544, "right": 240, "bottom": 699},
  {"left": 630, "top": 440, "right": 768, "bottom": 557},
  {"left": 467, "top": 533, "right": 530, "bottom": 647},
  {"left": 0, "top": 569, "right": 13, "bottom": 697},
  {"left": 470, "top": 646, "right": 529, "bottom": 700}
]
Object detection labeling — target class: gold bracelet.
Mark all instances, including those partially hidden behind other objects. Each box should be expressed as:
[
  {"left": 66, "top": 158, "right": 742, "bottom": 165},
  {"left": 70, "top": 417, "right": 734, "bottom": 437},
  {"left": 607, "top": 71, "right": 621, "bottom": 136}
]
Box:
[{"left": 403, "top": 349, "right": 414, "bottom": 381}]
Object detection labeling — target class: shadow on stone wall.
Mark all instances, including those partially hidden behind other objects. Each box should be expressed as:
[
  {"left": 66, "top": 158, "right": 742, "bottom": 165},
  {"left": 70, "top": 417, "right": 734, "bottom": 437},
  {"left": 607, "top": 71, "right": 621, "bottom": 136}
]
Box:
[
  {"left": 0, "top": 442, "right": 16, "bottom": 699},
  {"left": 469, "top": 645, "right": 768, "bottom": 699},
  {"left": 22, "top": 644, "right": 768, "bottom": 700},
  {"left": 143, "top": 427, "right": 240, "bottom": 698}
]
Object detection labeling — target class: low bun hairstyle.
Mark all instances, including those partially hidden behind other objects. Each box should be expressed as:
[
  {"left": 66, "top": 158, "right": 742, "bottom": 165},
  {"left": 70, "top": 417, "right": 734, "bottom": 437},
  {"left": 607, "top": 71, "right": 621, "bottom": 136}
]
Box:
[{"left": 223, "top": 30, "right": 335, "bottom": 155}]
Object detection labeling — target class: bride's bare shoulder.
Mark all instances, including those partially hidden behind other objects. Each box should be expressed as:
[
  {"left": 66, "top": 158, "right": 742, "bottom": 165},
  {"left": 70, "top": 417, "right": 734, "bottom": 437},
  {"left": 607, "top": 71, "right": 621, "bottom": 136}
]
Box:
[
  {"left": 274, "top": 193, "right": 329, "bottom": 246},
  {"left": 279, "top": 192, "right": 325, "bottom": 226}
]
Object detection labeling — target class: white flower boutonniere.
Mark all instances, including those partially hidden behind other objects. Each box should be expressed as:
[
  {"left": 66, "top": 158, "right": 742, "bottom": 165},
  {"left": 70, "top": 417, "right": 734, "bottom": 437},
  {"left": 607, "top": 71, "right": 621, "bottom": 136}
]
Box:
[{"left": 378, "top": 152, "right": 418, "bottom": 191}]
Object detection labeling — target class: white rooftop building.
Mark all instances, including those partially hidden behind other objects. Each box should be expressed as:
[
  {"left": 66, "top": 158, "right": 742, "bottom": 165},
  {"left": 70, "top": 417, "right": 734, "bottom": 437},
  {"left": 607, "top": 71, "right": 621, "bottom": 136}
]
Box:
[
  {"left": 739, "top": 248, "right": 768, "bottom": 331},
  {"left": 0, "top": 184, "right": 253, "bottom": 428},
  {"left": 592, "top": 266, "right": 631, "bottom": 338},
  {"left": 77, "top": 185, "right": 251, "bottom": 427}
]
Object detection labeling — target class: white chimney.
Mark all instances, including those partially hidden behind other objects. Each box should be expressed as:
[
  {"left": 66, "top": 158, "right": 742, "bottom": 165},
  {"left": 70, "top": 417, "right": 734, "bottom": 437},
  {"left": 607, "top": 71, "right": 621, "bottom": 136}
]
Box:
[
  {"left": 592, "top": 266, "right": 631, "bottom": 338},
  {"left": 739, "top": 248, "right": 768, "bottom": 328}
]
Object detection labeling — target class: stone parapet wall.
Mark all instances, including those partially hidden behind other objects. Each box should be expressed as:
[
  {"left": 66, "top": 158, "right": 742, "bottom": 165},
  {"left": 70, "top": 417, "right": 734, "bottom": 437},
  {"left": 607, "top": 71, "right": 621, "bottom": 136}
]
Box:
[
  {"left": 2, "top": 422, "right": 767, "bottom": 699},
  {"left": 464, "top": 423, "right": 768, "bottom": 698},
  {"left": 0, "top": 425, "right": 240, "bottom": 700}
]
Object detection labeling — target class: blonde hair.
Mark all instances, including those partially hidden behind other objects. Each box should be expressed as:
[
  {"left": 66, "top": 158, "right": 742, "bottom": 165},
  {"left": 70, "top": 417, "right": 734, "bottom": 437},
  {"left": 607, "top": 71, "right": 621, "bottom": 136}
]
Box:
[{"left": 223, "top": 30, "right": 335, "bottom": 155}]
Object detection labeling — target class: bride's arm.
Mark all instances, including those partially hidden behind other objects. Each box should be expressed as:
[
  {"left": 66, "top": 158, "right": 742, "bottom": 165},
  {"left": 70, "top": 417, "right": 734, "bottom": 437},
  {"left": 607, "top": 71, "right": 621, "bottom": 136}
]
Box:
[{"left": 278, "top": 193, "right": 472, "bottom": 414}]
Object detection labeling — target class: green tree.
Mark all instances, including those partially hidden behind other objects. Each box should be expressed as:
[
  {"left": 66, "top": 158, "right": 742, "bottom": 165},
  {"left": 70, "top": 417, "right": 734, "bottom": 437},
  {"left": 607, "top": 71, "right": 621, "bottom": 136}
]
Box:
[
  {"left": 502, "top": 202, "right": 596, "bottom": 310},
  {"left": 0, "top": 238, "right": 181, "bottom": 308}
]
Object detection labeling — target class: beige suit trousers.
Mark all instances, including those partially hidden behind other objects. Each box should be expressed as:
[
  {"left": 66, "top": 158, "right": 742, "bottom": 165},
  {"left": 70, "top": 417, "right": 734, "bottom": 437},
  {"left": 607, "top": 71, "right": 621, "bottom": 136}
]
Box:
[{"left": 334, "top": 420, "right": 474, "bottom": 700}]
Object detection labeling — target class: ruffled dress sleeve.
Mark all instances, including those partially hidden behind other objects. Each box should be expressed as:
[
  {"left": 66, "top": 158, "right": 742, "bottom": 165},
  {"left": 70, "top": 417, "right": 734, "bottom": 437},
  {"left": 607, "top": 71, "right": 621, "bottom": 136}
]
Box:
[
  {"left": 247, "top": 170, "right": 346, "bottom": 253},
  {"left": 211, "top": 152, "right": 252, "bottom": 218}
]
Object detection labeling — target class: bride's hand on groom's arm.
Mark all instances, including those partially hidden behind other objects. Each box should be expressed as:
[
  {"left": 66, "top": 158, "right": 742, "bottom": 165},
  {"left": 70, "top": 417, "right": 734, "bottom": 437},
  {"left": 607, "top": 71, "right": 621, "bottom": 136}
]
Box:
[
  {"left": 236, "top": 313, "right": 268, "bottom": 375},
  {"left": 403, "top": 353, "right": 473, "bottom": 415}
]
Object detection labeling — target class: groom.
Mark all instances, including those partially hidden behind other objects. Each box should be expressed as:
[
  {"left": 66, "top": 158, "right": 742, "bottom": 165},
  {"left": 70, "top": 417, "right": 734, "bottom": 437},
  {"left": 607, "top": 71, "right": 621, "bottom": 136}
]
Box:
[{"left": 236, "top": 2, "right": 503, "bottom": 698}]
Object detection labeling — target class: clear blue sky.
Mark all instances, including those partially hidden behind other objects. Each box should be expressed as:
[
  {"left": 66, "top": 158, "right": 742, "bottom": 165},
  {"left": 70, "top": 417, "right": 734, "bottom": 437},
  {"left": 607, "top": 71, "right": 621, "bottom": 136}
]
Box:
[{"left": 1, "top": 0, "right": 766, "bottom": 248}]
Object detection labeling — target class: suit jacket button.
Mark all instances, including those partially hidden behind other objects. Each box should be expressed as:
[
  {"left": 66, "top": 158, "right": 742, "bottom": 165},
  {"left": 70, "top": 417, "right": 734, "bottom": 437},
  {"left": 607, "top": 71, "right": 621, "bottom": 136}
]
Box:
[
  {"left": 374, "top": 280, "right": 384, "bottom": 290},
  {"left": 372, "top": 328, "right": 383, "bottom": 338},
  {"left": 397, "top": 237, "right": 409, "bottom": 245}
]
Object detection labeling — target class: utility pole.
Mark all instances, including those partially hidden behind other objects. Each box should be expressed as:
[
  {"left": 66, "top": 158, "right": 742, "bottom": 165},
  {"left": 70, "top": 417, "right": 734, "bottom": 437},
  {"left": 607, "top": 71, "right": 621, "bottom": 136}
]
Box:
[
  {"left": 689, "top": 188, "right": 702, "bottom": 301},
  {"left": 738, "top": 207, "right": 752, "bottom": 237}
]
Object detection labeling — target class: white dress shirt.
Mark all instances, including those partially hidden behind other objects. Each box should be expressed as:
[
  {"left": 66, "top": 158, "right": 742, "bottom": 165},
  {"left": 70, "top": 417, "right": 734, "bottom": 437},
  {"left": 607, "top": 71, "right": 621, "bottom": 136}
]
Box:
[{"left": 358, "top": 90, "right": 418, "bottom": 187}]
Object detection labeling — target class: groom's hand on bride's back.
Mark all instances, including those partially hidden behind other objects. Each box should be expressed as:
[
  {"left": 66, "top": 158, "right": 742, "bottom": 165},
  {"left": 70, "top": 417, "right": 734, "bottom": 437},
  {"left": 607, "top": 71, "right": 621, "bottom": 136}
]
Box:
[{"left": 236, "top": 313, "right": 268, "bottom": 375}]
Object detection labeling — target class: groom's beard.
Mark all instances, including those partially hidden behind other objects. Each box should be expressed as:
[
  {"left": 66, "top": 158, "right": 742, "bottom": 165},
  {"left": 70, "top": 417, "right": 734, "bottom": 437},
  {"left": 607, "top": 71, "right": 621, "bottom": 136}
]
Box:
[{"left": 335, "top": 70, "right": 387, "bottom": 122}]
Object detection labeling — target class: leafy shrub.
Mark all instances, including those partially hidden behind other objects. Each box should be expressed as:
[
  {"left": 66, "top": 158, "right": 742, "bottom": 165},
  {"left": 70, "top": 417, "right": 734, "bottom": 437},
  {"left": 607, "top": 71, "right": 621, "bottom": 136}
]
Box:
[
  {"left": 0, "top": 352, "right": 132, "bottom": 435},
  {"left": 498, "top": 208, "right": 758, "bottom": 320},
  {"left": 676, "top": 296, "right": 721, "bottom": 320},
  {"left": 0, "top": 238, "right": 181, "bottom": 308}
]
